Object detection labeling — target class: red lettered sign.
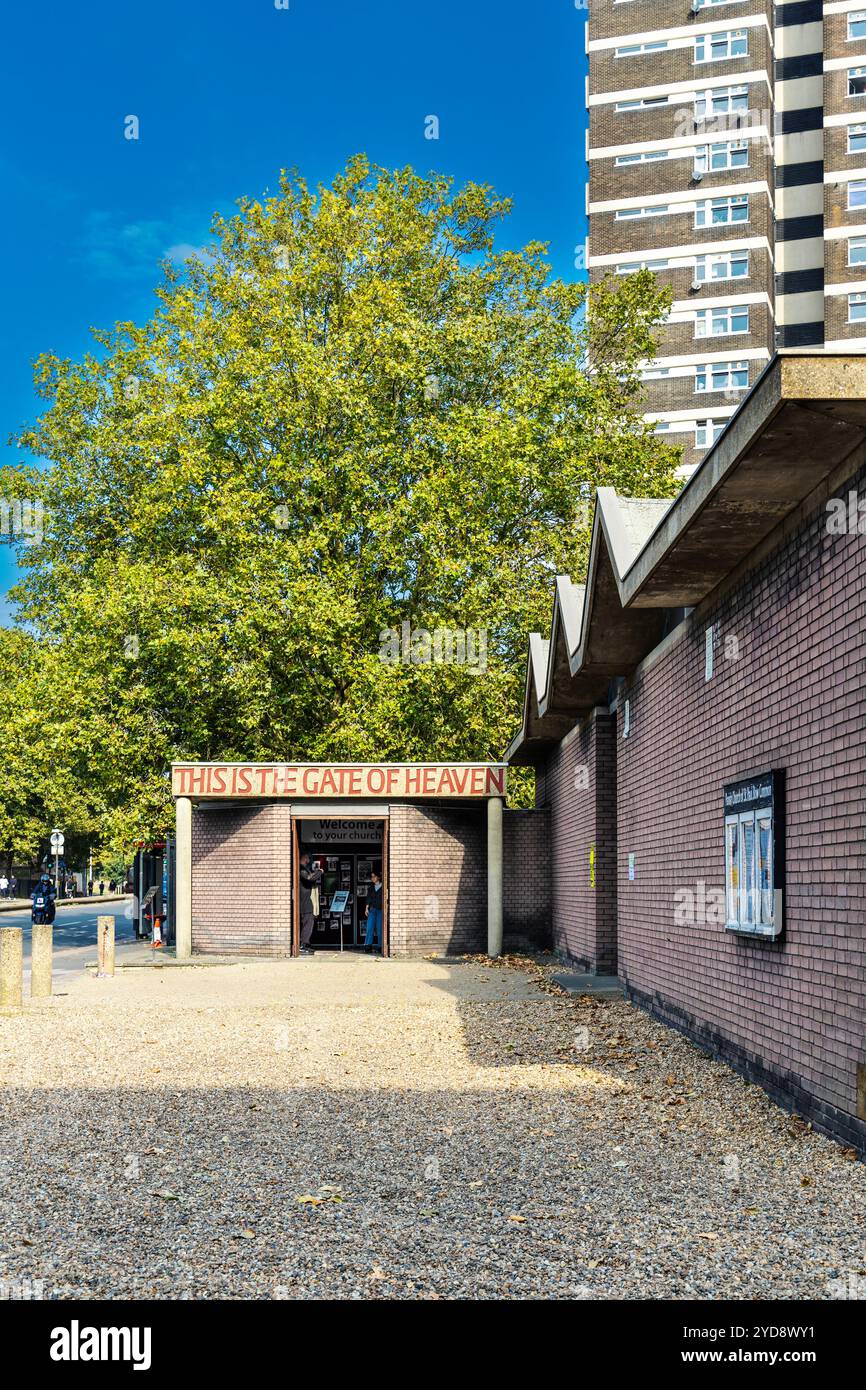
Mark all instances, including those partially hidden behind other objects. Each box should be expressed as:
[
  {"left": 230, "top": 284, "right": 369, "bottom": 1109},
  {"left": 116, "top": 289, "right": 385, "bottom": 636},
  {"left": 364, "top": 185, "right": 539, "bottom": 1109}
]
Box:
[{"left": 171, "top": 763, "right": 507, "bottom": 800}]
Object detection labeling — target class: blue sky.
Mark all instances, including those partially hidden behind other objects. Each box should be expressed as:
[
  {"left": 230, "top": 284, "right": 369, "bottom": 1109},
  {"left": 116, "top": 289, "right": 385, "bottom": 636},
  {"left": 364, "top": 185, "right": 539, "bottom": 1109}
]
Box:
[{"left": 0, "top": 0, "right": 588, "bottom": 620}]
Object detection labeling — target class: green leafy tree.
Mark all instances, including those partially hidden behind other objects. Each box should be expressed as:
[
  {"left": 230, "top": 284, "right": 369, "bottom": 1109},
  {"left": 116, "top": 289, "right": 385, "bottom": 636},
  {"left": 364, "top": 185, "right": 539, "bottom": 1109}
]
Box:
[
  {"left": 0, "top": 630, "right": 98, "bottom": 871},
  {"left": 4, "top": 156, "right": 678, "bottom": 830}
]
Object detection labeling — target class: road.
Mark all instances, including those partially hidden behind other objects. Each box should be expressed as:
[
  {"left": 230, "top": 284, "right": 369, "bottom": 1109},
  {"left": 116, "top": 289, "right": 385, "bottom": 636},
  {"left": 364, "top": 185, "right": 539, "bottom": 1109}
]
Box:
[{"left": 0, "top": 900, "right": 135, "bottom": 985}]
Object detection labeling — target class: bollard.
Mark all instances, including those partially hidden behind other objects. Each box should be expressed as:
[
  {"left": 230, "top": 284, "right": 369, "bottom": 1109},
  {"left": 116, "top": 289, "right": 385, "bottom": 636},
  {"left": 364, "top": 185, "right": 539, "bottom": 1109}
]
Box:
[
  {"left": 0, "top": 927, "right": 24, "bottom": 1014},
  {"left": 97, "top": 916, "right": 115, "bottom": 977},
  {"left": 31, "top": 922, "right": 53, "bottom": 998}
]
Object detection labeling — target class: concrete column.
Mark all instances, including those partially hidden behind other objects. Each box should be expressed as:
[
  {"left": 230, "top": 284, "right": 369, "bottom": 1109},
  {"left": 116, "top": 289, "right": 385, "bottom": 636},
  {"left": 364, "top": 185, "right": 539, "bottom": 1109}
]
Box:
[
  {"left": 176, "top": 795, "right": 193, "bottom": 960},
  {"left": 97, "top": 916, "right": 115, "bottom": 976},
  {"left": 31, "top": 923, "right": 53, "bottom": 997},
  {"left": 487, "top": 795, "right": 504, "bottom": 958},
  {"left": 0, "top": 927, "right": 23, "bottom": 1013}
]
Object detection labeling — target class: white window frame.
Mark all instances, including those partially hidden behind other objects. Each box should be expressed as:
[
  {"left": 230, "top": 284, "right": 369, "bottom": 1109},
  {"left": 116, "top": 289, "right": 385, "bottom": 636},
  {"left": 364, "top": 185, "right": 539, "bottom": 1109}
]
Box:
[
  {"left": 615, "top": 258, "right": 671, "bottom": 274},
  {"left": 848, "top": 180, "right": 866, "bottom": 210},
  {"left": 694, "top": 140, "right": 749, "bottom": 174},
  {"left": 694, "top": 29, "right": 748, "bottom": 64},
  {"left": 848, "top": 292, "right": 866, "bottom": 322},
  {"left": 849, "top": 12, "right": 866, "bottom": 41},
  {"left": 616, "top": 96, "right": 669, "bottom": 112},
  {"left": 616, "top": 41, "right": 669, "bottom": 56},
  {"left": 615, "top": 205, "right": 670, "bottom": 220},
  {"left": 695, "top": 418, "right": 726, "bottom": 446},
  {"left": 694, "top": 86, "right": 748, "bottom": 119},
  {"left": 848, "top": 67, "right": 866, "bottom": 97},
  {"left": 695, "top": 305, "right": 751, "bottom": 337},
  {"left": 615, "top": 149, "right": 670, "bottom": 165},
  {"left": 848, "top": 235, "right": 866, "bottom": 266},
  {"left": 695, "top": 194, "right": 749, "bottom": 227},
  {"left": 695, "top": 249, "right": 749, "bottom": 282},
  {"left": 694, "top": 360, "right": 749, "bottom": 392},
  {"left": 848, "top": 123, "right": 866, "bottom": 154}
]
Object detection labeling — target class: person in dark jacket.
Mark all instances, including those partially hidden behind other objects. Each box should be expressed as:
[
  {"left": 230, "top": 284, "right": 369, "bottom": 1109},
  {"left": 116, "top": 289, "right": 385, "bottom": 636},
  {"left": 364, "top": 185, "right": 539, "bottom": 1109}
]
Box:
[
  {"left": 31, "top": 872, "right": 57, "bottom": 924},
  {"left": 364, "top": 870, "right": 383, "bottom": 954},
  {"left": 298, "top": 853, "right": 323, "bottom": 956}
]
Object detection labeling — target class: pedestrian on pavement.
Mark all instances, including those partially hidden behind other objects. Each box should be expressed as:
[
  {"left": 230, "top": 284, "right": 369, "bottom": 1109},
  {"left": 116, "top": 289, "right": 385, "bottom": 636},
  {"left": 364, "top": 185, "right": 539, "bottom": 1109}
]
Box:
[
  {"left": 9, "top": 874, "right": 16, "bottom": 898},
  {"left": 88, "top": 879, "right": 94, "bottom": 896},
  {"left": 0, "top": 874, "right": 8, "bottom": 899},
  {"left": 364, "top": 870, "right": 384, "bottom": 954},
  {"left": 298, "top": 853, "right": 323, "bottom": 956},
  {"left": 98, "top": 879, "right": 105, "bottom": 895}
]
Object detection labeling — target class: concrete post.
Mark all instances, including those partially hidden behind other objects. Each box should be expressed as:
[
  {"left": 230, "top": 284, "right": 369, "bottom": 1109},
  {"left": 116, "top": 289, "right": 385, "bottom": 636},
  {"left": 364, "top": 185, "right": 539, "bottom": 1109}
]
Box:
[
  {"left": 0, "top": 927, "right": 23, "bottom": 1014},
  {"left": 176, "top": 795, "right": 192, "bottom": 960},
  {"left": 487, "top": 795, "right": 504, "bottom": 958},
  {"left": 31, "top": 923, "right": 53, "bottom": 998},
  {"left": 97, "top": 916, "right": 115, "bottom": 976}
]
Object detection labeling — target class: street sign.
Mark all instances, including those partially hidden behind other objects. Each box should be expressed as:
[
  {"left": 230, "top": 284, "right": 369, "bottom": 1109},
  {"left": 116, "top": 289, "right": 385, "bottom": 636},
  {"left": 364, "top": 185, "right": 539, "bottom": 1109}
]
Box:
[{"left": 50, "top": 830, "right": 65, "bottom": 852}]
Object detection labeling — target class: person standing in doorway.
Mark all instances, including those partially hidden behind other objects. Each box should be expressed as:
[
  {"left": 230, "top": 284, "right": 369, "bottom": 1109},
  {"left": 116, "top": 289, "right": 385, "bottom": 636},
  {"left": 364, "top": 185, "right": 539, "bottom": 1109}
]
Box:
[
  {"left": 298, "top": 853, "right": 323, "bottom": 957},
  {"left": 364, "top": 870, "right": 383, "bottom": 954}
]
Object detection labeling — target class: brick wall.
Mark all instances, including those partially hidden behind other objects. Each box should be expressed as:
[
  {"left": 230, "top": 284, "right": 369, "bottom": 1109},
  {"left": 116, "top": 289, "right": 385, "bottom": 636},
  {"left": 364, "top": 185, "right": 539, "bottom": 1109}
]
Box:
[
  {"left": 503, "top": 808, "right": 551, "bottom": 951},
  {"left": 191, "top": 804, "right": 292, "bottom": 956},
  {"left": 588, "top": 0, "right": 773, "bottom": 45},
  {"left": 825, "top": 178, "right": 866, "bottom": 235},
  {"left": 615, "top": 461, "right": 866, "bottom": 1146},
  {"left": 590, "top": 196, "right": 774, "bottom": 263},
  {"left": 825, "top": 294, "right": 866, "bottom": 344},
  {"left": 536, "top": 707, "right": 618, "bottom": 973},
  {"left": 189, "top": 799, "right": 551, "bottom": 960},
  {"left": 590, "top": 147, "right": 775, "bottom": 210},
  {"left": 388, "top": 803, "right": 486, "bottom": 956}
]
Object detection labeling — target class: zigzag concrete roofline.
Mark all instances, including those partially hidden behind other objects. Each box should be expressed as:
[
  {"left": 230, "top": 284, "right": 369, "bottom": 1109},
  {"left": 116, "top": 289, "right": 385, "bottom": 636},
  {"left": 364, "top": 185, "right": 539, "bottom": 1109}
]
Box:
[{"left": 508, "top": 351, "right": 866, "bottom": 764}]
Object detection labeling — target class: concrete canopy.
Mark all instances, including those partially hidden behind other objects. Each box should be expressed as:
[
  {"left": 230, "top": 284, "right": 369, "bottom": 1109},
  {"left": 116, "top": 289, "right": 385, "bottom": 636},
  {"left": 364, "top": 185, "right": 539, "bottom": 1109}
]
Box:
[{"left": 507, "top": 352, "right": 866, "bottom": 765}]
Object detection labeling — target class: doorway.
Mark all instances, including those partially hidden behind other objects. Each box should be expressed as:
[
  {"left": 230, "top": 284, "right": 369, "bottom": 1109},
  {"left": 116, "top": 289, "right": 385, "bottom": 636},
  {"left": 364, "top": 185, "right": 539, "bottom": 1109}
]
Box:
[{"left": 292, "top": 816, "right": 389, "bottom": 956}]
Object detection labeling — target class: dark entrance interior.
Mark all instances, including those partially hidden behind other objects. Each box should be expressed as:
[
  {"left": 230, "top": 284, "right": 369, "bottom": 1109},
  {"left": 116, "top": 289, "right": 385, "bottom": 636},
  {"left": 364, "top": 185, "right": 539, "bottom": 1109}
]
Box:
[{"left": 294, "top": 817, "right": 388, "bottom": 953}]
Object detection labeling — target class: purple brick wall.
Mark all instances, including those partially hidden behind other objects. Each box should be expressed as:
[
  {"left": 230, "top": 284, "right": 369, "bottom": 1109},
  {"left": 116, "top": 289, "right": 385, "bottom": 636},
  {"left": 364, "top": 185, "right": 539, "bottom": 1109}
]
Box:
[
  {"left": 615, "top": 466, "right": 866, "bottom": 1147},
  {"left": 388, "top": 802, "right": 486, "bottom": 956},
  {"left": 536, "top": 707, "right": 617, "bottom": 973},
  {"left": 503, "top": 808, "right": 551, "bottom": 950},
  {"left": 190, "top": 800, "right": 548, "bottom": 960},
  {"left": 192, "top": 804, "right": 292, "bottom": 956}
]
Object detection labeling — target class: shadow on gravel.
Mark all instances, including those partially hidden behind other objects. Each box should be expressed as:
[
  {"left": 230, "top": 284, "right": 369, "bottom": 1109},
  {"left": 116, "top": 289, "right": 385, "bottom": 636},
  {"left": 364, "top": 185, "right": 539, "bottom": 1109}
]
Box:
[{"left": 0, "top": 1075, "right": 862, "bottom": 1301}]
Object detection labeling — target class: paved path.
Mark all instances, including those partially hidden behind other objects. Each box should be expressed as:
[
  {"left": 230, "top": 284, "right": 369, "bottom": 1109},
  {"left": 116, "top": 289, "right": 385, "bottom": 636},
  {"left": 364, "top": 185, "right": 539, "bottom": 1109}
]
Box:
[
  {"left": 0, "top": 953, "right": 864, "bottom": 1300},
  {"left": 0, "top": 901, "right": 136, "bottom": 985}
]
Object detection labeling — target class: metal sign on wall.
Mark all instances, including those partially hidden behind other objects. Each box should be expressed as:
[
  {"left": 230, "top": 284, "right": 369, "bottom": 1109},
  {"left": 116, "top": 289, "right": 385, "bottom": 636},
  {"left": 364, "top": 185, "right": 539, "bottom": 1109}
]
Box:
[{"left": 171, "top": 762, "right": 507, "bottom": 800}]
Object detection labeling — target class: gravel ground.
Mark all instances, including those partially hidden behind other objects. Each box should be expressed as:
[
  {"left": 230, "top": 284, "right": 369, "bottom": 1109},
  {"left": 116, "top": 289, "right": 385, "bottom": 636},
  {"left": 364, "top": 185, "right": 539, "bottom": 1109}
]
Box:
[{"left": 0, "top": 951, "right": 864, "bottom": 1301}]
